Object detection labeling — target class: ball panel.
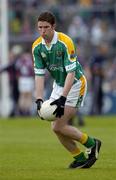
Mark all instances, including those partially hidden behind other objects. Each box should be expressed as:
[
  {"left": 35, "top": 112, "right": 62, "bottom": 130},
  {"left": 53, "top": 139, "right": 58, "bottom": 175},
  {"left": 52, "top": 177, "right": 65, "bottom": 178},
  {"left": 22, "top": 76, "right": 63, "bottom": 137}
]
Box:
[{"left": 40, "top": 100, "right": 57, "bottom": 121}]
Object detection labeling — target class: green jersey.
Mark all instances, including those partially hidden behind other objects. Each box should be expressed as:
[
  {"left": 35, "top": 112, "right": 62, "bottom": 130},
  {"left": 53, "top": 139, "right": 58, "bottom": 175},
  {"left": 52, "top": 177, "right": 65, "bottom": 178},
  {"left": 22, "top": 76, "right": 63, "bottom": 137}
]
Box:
[{"left": 32, "top": 31, "right": 84, "bottom": 87}]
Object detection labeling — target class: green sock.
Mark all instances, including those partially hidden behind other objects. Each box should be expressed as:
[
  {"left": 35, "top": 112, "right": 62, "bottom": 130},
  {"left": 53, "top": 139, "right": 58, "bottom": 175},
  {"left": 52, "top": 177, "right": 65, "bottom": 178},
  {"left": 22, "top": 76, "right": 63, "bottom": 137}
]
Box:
[
  {"left": 74, "top": 152, "right": 87, "bottom": 162},
  {"left": 84, "top": 136, "right": 95, "bottom": 148}
]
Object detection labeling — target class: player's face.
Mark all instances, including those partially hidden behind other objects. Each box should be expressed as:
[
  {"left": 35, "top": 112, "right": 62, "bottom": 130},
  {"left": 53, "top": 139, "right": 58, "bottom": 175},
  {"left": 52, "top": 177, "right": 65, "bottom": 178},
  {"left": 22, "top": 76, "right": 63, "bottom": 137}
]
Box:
[{"left": 38, "top": 21, "right": 55, "bottom": 42}]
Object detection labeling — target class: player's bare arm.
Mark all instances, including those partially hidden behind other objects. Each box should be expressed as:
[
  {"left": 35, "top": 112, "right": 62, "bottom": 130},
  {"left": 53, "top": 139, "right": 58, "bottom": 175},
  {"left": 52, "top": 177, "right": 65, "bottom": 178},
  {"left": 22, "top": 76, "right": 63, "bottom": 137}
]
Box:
[
  {"left": 35, "top": 76, "right": 45, "bottom": 117},
  {"left": 62, "top": 71, "right": 75, "bottom": 97},
  {"left": 35, "top": 76, "right": 45, "bottom": 99}
]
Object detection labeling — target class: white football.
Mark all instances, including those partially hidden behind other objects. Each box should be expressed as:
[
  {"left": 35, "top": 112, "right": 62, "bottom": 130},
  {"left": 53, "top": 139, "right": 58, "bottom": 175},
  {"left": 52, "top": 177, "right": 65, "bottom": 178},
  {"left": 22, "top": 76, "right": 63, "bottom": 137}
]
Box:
[{"left": 40, "top": 99, "right": 57, "bottom": 121}]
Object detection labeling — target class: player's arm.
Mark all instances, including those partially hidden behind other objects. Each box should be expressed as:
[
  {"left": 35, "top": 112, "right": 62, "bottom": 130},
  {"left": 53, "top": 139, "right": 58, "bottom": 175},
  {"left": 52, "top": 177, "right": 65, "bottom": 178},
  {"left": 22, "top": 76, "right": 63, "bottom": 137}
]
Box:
[
  {"left": 62, "top": 71, "right": 75, "bottom": 97},
  {"left": 35, "top": 75, "right": 45, "bottom": 100},
  {"left": 32, "top": 45, "right": 45, "bottom": 99},
  {"left": 62, "top": 35, "right": 77, "bottom": 97},
  {"left": 35, "top": 75, "right": 45, "bottom": 117},
  {"left": 32, "top": 45, "right": 45, "bottom": 114},
  {"left": 51, "top": 35, "right": 77, "bottom": 118}
]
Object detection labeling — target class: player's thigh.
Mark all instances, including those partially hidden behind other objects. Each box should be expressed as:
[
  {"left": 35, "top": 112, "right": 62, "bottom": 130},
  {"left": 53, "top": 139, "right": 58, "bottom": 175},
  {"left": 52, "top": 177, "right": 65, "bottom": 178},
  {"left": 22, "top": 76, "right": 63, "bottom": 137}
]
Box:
[
  {"left": 52, "top": 105, "right": 77, "bottom": 129},
  {"left": 64, "top": 105, "right": 77, "bottom": 122},
  {"left": 50, "top": 76, "right": 87, "bottom": 108}
]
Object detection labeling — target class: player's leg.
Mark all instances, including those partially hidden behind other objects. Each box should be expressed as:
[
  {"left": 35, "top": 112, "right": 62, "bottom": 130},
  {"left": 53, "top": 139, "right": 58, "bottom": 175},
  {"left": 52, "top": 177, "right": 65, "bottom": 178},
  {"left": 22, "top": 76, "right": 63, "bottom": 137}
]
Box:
[
  {"left": 55, "top": 133, "right": 89, "bottom": 168},
  {"left": 52, "top": 106, "right": 83, "bottom": 140},
  {"left": 83, "top": 138, "right": 101, "bottom": 168},
  {"left": 51, "top": 105, "right": 101, "bottom": 168},
  {"left": 54, "top": 133, "right": 79, "bottom": 152},
  {"left": 51, "top": 106, "right": 92, "bottom": 168},
  {"left": 50, "top": 77, "right": 101, "bottom": 168}
]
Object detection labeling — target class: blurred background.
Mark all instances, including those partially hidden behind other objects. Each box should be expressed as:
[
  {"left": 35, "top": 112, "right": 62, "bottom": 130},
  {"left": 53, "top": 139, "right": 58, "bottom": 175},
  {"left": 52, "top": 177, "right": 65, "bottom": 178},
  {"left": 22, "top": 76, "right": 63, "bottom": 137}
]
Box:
[{"left": 0, "top": 0, "right": 116, "bottom": 118}]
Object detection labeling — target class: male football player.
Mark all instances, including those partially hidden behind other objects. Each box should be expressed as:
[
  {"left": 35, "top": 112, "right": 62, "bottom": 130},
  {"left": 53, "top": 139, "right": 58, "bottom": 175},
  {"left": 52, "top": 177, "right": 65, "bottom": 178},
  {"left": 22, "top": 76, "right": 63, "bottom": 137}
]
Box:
[{"left": 32, "top": 11, "right": 101, "bottom": 168}]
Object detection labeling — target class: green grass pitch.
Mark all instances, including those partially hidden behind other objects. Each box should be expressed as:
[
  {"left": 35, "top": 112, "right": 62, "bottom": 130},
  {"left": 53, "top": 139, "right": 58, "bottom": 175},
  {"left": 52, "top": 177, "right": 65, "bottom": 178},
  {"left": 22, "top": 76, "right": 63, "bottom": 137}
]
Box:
[{"left": 0, "top": 116, "right": 116, "bottom": 180}]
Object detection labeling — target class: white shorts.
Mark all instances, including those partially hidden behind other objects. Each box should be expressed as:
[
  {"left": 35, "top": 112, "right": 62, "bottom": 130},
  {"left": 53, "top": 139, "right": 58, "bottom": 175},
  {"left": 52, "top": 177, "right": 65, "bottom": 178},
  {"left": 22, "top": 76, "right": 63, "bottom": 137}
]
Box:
[
  {"left": 50, "top": 75, "right": 87, "bottom": 108},
  {"left": 18, "top": 77, "right": 34, "bottom": 93}
]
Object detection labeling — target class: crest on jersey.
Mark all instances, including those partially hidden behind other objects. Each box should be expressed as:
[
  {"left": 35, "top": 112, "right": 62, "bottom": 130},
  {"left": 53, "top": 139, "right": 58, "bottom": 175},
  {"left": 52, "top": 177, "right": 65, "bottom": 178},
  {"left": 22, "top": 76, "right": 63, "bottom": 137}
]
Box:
[{"left": 56, "top": 51, "right": 62, "bottom": 57}]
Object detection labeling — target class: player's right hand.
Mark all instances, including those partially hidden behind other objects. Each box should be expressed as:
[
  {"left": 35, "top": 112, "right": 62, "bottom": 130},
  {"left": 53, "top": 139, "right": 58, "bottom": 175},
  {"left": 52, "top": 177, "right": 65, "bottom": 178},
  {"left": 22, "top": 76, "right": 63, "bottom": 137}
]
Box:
[{"left": 35, "top": 99, "right": 43, "bottom": 117}]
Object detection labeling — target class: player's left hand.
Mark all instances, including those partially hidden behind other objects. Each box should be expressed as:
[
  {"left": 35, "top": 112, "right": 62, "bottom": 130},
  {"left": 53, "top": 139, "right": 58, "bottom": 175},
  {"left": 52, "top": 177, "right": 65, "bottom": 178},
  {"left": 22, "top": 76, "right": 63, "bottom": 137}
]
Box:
[{"left": 50, "top": 96, "right": 66, "bottom": 118}]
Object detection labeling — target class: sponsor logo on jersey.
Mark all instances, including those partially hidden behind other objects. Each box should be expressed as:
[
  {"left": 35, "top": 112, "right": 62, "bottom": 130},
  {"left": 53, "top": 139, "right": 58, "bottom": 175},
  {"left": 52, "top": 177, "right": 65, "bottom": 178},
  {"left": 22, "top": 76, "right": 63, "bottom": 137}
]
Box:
[
  {"left": 49, "top": 64, "right": 63, "bottom": 72},
  {"left": 65, "top": 62, "right": 76, "bottom": 71},
  {"left": 34, "top": 68, "right": 45, "bottom": 75}
]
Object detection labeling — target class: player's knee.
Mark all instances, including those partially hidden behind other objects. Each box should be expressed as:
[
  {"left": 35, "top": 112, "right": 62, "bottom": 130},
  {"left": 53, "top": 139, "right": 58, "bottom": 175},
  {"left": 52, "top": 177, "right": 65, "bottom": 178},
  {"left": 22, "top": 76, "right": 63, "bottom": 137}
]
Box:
[{"left": 51, "top": 123, "right": 62, "bottom": 134}]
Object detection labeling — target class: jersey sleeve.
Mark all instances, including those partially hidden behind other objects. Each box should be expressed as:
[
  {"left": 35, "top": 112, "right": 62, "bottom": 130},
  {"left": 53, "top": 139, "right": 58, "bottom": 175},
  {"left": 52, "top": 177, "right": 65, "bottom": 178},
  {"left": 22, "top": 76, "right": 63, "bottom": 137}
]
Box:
[
  {"left": 64, "top": 37, "right": 77, "bottom": 73},
  {"left": 32, "top": 46, "right": 46, "bottom": 76}
]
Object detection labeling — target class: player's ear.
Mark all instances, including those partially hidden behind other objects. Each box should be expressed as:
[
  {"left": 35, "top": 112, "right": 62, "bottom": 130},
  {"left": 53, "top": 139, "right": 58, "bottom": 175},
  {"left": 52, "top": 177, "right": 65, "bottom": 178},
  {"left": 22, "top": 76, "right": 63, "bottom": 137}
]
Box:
[{"left": 52, "top": 23, "right": 56, "bottom": 30}]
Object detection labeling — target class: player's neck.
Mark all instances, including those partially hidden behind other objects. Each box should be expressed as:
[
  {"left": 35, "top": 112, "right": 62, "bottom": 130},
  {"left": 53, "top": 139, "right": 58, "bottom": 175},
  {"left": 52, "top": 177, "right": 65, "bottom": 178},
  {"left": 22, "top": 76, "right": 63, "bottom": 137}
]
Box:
[
  {"left": 45, "top": 41, "right": 51, "bottom": 47},
  {"left": 45, "top": 31, "right": 54, "bottom": 46}
]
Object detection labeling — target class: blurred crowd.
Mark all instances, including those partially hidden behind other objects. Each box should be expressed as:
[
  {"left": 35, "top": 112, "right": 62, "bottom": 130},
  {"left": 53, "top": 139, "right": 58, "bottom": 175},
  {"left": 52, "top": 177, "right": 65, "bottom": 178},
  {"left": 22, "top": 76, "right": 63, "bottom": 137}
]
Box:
[{"left": 0, "top": 0, "right": 116, "bottom": 117}]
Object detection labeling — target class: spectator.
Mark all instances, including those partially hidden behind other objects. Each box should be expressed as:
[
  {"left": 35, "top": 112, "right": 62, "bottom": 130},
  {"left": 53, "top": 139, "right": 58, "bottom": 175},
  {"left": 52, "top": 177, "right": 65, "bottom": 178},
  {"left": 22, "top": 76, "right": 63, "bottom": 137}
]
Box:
[
  {"left": 89, "top": 43, "right": 108, "bottom": 115},
  {"left": 68, "top": 15, "right": 89, "bottom": 41},
  {"left": 0, "top": 45, "right": 22, "bottom": 116},
  {"left": 16, "top": 50, "right": 34, "bottom": 116}
]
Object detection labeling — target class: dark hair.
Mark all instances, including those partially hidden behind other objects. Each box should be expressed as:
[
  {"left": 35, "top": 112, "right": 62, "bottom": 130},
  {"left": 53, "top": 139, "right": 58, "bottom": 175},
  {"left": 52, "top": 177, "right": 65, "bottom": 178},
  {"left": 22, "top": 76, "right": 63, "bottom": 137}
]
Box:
[{"left": 38, "top": 11, "right": 56, "bottom": 25}]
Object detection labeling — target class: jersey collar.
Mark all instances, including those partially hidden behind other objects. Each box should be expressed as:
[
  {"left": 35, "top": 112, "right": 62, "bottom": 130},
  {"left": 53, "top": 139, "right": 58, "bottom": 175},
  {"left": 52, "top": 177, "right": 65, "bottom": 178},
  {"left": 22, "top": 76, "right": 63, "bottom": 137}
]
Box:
[{"left": 42, "top": 31, "right": 58, "bottom": 45}]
